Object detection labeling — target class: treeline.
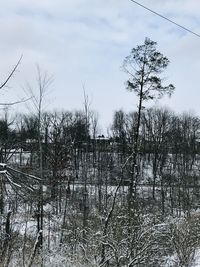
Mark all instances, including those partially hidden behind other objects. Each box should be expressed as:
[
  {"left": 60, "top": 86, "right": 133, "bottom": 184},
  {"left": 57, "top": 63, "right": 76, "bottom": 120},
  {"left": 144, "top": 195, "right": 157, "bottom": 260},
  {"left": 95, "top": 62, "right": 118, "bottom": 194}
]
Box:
[
  {"left": 1, "top": 107, "right": 199, "bottom": 155},
  {"left": 1, "top": 106, "right": 200, "bottom": 214}
]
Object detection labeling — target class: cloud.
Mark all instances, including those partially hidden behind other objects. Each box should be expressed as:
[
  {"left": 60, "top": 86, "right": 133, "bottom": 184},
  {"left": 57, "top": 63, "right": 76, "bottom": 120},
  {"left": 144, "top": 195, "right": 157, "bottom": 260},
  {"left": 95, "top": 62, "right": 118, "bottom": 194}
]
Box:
[{"left": 0, "top": 0, "right": 199, "bottom": 130}]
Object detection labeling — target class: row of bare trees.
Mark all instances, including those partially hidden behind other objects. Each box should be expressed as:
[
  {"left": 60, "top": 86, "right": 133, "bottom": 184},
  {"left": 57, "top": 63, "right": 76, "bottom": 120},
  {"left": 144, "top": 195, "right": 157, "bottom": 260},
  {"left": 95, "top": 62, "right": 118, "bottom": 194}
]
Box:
[{"left": 0, "top": 106, "right": 199, "bottom": 214}]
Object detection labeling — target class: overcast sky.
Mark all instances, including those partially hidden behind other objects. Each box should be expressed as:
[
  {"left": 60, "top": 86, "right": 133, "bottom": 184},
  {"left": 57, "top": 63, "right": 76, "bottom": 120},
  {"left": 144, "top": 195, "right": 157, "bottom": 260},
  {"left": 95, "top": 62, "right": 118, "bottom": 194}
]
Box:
[{"left": 0, "top": 0, "right": 200, "bottom": 132}]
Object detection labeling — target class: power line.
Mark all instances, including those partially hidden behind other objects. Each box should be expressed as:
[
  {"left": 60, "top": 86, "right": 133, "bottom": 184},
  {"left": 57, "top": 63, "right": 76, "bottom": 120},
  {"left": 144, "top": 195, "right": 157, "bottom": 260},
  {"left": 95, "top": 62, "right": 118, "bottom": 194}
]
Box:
[{"left": 129, "top": 0, "right": 200, "bottom": 38}]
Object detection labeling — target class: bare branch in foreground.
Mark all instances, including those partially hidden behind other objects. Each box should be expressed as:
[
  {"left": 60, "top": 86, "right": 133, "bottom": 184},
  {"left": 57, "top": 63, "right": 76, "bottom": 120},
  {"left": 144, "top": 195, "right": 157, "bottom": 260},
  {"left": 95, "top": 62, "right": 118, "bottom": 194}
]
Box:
[{"left": 0, "top": 55, "right": 23, "bottom": 90}]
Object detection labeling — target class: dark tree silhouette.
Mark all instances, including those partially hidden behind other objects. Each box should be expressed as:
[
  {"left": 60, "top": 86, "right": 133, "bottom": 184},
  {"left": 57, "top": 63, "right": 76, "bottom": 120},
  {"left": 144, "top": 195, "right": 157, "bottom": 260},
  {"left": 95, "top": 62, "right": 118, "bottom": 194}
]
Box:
[{"left": 122, "top": 37, "right": 175, "bottom": 212}]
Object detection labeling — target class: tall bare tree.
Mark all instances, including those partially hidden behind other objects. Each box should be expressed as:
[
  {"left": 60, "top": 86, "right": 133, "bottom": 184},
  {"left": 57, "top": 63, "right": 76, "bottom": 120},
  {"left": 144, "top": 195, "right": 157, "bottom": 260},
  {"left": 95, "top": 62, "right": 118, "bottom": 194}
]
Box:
[{"left": 122, "top": 37, "right": 175, "bottom": 212}]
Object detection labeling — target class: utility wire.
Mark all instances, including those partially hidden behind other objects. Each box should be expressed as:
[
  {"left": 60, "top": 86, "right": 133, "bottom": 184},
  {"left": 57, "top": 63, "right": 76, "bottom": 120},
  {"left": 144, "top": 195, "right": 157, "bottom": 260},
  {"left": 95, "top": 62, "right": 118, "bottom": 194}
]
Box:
[{"left": 130, "top": 0, "right": 200, "bottom": 38}]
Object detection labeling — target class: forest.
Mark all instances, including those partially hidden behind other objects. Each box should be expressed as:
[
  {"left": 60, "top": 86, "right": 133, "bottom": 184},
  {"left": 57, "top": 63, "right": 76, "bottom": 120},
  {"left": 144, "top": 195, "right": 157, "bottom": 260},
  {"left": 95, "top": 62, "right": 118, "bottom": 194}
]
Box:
[{"left": 1, "top": 38, "right": 200, "bottom": 267}]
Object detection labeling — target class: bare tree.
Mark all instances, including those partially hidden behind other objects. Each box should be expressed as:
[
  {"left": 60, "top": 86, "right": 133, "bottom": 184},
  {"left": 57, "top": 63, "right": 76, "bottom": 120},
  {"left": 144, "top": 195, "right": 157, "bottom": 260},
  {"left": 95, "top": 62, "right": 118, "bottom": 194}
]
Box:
[
  {"left": 24, "top": 65, "right": 53, "bottom": 249},
  {"left": 122, "top": 37, "right": 175, "bottom": 216}
]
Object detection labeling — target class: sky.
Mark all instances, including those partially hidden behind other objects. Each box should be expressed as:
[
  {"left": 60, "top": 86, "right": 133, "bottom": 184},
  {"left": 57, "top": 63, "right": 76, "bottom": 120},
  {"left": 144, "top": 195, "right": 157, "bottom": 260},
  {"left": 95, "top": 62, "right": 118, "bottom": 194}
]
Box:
[{"left": 0, "top": 0, "right": 200, "bottom": 132}]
